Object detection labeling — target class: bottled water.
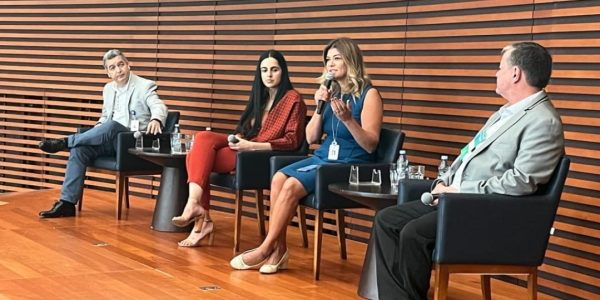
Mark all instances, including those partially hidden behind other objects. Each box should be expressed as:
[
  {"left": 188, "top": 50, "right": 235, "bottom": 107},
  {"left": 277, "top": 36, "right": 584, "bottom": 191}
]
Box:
[
  {"left": 171, "top": 124, "right": 182, "bottom": 154},
  {"left": 438, "top": 155, "right": 449, "bottom": 179},
  {"left": 397, "top": 150, "right": 409, "bottom": 179}
]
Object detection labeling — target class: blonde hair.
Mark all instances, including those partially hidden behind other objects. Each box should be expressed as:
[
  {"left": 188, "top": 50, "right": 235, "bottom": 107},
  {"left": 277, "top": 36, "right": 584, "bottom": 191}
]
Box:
[{"left": 319, "top": 37, "right": 371, "bottom": 97}]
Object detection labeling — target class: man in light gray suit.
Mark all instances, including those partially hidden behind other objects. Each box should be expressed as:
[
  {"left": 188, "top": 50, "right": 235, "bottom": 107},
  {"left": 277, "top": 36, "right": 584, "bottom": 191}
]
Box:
[
  {"left": 373, "top": 42, "right": 564, "bottom": 300},
  {"left": 38, "top": 49, "right": 167, "bottom": 218}
]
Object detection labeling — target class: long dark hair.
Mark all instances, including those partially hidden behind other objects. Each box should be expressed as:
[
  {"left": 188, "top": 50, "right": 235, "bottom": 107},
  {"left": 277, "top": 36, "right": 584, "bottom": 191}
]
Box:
[{"left": 236, "top": 50, "right": 294, "bottom": 138}]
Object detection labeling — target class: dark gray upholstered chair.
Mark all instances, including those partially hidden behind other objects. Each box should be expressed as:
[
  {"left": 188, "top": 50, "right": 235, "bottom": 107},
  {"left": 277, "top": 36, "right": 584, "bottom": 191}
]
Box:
[
  {"left": 270, "top": 128, "right": 405, "bottom": 279},
  {"left": 397, "top": 156, "right": 570, "bottom": 300},
  {"left": 210, "top": 140, "right": 309, "bottom": 254},
  {"left": 78, "top": 111, "right": 180, "bottom": 219}
]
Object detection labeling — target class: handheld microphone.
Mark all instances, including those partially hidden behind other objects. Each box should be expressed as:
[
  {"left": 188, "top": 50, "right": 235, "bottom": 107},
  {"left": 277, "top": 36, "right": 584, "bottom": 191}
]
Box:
[
  {"left": 421, "top": 192, "right": 438, "bottom": 206},
  {"left": 133, "top": 131, "right": 142, "bottom": 139},
  {"left": 316, "top": 72, "right": 335, "bottom": 114},
  {"left": 228, "top": 134, "right": 239, "bottom": 143}
]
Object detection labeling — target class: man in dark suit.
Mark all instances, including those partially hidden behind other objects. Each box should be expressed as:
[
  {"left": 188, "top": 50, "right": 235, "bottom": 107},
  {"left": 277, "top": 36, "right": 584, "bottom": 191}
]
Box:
[
  {"left": 373, "top": 42, "right": 564, "bottom": 299},
  {"left": 38, "top": 49, "right": 167, "bottom": 218}
]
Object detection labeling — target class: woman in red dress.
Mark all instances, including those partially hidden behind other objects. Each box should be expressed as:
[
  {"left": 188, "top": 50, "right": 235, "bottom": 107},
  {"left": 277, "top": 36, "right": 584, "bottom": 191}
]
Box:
[{"left": 172, "top": 50, "right": 307, "bottom": 247}]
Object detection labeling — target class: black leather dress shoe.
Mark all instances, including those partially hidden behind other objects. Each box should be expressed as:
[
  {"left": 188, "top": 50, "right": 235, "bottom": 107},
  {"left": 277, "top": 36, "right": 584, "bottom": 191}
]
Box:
[
  {"left": 39, "top": 138, "right": 67, "bottom": 153},
  {"left": 39, "top": 200, "right": 76, "bottom": 218}
]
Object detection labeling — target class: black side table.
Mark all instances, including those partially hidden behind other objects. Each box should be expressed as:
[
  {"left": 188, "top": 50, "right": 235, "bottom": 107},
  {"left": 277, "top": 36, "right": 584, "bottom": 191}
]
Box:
[
  {"left": 329, "top": 182, "right": 398, "bottom": 300},
  {"left": 128, "top": 148, "right": 191, "bottom": 232}
]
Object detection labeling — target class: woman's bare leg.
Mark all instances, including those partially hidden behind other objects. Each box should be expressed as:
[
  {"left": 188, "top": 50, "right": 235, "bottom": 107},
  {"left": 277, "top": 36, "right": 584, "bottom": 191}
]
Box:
[
  {"left": 241, "top": 176, "right": 306, "bottom": 265},
  {"left": 177, "top": 182, "right": 207, "bottom": 221}
]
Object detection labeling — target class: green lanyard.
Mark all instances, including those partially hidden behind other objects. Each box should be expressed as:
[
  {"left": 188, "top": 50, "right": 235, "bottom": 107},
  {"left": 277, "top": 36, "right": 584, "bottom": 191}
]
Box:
[{"left": 458, "top": 130, "right": 486, "bottom": 161}]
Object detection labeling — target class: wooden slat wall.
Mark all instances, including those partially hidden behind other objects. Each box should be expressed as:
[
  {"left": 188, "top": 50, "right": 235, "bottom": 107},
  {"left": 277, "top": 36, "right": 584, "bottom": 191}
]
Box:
[{"left": 0, "top": 1, "right": 597, "bottom": 298}]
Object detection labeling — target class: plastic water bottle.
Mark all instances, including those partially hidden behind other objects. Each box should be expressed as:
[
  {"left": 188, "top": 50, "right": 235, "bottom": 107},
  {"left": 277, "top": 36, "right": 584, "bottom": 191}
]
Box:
[
  {"left": 438, "top": 155, "right": 449, "bottom": 179},
  {"left": 397, "top": 150, "right": 409, "bottom": 179},
  {"left": 171, "top": 124, "right": 182, "bottom": 154}
]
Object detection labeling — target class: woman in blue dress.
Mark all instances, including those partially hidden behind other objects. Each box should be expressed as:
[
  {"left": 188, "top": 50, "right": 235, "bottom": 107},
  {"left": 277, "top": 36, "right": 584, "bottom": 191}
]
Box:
[{"left": 230, "top": 37, "right": 383, "bottom": 273}]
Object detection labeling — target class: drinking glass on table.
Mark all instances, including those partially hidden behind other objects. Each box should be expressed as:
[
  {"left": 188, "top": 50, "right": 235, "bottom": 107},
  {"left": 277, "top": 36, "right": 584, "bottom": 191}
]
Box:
[
  {"left": 151, "top": 139, "right": 160, "bottom": 152},
  {"left": 408, "top": 165, "right": 425, "bottom": 180}
]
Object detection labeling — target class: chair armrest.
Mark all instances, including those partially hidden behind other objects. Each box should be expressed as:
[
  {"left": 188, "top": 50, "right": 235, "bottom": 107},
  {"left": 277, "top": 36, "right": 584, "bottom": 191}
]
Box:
[
  {"left": 397, "top": 179, "right": 433, "bottom": 204},
  {"left": 270, "top": 155, "right": 307, "bottom": 179},
  {"left": 434, "top": 192, "right": 555, "bottom": 266},
  {"left": 235, "top": 150, "right": 300, "bottom": 189}
]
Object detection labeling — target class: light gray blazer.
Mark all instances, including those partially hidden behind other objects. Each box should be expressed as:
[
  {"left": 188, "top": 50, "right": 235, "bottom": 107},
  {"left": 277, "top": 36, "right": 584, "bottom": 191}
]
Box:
[
  {"left": 437, "top": 91, "right": 564, "bottom": 195},
  {"left": 98, "top": 72, "right": 167, "bottom": 131}
]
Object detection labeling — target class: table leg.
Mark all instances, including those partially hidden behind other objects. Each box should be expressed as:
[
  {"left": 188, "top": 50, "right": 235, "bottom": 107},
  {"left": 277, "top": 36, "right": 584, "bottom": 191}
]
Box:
[
  {"left": 358, "top": 231, "right": 379, "bottom": 299},
  {"left": 151, "top": 165, "right": 192, "bottom": 232}
]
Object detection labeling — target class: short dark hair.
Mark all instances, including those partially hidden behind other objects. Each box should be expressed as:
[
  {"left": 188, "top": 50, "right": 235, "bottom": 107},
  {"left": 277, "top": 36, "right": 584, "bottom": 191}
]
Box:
[
  {"left": 503, "top": 42, "right": 552, "bottom": 89},
  {"left": 236, "top": 49, "right": 294, "bottom": 138},
  {"left": 103, "top": 49, "right": 128, "bottom": 68}
]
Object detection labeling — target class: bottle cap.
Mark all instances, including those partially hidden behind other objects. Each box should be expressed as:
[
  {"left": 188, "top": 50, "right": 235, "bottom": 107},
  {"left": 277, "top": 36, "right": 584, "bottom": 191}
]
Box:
[
  {"left": 399, "top": 150, "right": 406, "bottom": 154},
  {"left": 441, "top": 155, "right": 448, "bottom": 159}
]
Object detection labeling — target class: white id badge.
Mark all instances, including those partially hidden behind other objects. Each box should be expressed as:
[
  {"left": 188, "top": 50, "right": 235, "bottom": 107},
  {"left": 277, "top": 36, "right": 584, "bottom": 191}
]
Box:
[
  {"left": 328, "top": 141, "right": 340, "bottom": 160},
  {"left": 130, "top": 120, "right": 140, "bottom": 132}
]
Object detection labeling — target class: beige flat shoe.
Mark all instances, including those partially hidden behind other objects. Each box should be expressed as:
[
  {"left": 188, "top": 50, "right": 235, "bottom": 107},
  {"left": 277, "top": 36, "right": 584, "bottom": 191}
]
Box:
[
  {"left": 259, "top": 250, "right": 289, "bottom": 274},
  {"left": 230, "top": 248, "right": 267, "bottom": 270}
]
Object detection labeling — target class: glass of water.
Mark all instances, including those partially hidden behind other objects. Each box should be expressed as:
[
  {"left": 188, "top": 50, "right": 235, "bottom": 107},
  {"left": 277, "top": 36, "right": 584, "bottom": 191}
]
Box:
[
  {"left": 135, "top": 133, "right": 143, "bottom": 150},
  {"left": 371, "top": 169, "right": 382, "bottom": 186},
  {"left": 408, "top": 165, "right": 425, "bottom": 180},
  {"left": 349, "top": 165, "right": 360, "bottom": 185},
  {"left": 390, "top": 163, "right": 400, "bottom": 188},
  {"left": 151, "top": 138, "right": 160, "bottom": 152},
  {"left": 186, "top": 134, "right": 195, "bottom": 153}
]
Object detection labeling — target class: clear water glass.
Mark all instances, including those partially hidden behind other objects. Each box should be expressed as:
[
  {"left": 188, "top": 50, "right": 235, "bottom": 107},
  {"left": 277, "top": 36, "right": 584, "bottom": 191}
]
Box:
[
  {"left": 186, "top": 134, "right": 195, "bottom": 153},
  {"left": 135, "top": 134, "right": 143, "bottom": 150},
  {"left": 371, "top": 169, "right": 382, "bottom": 186},
  {"left": 349, "top": 165, "right": 360, "bottom": 185},
  {"left": 408, "top": 165, "right": 425, "bottom": 180},
  {"left": 151, "top": 139, "right": 160, "bottom": 152},
  {"left": 390, "top": 163, "right": 400, "bottom": 188}
]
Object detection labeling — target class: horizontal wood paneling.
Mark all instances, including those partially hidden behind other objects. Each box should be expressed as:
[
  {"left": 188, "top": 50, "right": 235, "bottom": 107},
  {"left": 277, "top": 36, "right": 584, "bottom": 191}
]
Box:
[{"left": 0, "top": 1, "right": 598, "bottom": 298}]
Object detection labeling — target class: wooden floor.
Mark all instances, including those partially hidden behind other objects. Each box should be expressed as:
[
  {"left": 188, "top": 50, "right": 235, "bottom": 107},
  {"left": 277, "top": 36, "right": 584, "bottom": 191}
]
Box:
[{"left": 0, "top": 189, "right": 557, "bottom": 299}]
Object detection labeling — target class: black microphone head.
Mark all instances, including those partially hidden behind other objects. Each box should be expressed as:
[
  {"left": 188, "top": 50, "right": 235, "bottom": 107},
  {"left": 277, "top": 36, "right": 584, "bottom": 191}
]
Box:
[
  {"left": 133, "top": 131, "right": 142, "bottom": 139},
  {"left": 227, "top": 134, "right": 239, "bottom": 143},
  {"left": 421, "top": 192, "right": 434, "bottom": 206}
]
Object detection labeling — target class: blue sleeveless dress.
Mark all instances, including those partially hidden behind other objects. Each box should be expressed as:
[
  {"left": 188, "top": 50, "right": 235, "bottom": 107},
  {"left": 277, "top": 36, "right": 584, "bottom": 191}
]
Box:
[{"left": 279, "top": 85, "right": 376, "bottom": 193}]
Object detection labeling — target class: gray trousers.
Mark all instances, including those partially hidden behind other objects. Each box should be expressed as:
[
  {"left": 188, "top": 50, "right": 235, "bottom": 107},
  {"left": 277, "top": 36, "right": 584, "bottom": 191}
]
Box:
[
  {"left": 60, "top": 121, "right": 129, "bottom": 203},
  {"left": 373, "top": 200, "right": 438, "bottom": 300}
]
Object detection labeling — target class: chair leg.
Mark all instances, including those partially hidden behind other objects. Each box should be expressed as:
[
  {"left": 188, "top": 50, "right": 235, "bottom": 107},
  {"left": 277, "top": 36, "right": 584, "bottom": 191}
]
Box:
[
  {"left": 528, "top": 269, "right": 538, "bottom": 300},
  {"left": 77, "top": 181, "right": 84, "bottom": 212},
  {"left": 255, "top": 189, "right": 266, "bottom": 237},
  {"left": 298, "top": 206, "right": 308, "bottom": 248},
  {"left": 481, "top": 275, "right": 492, "bottom": 300},
  {"left": 335, "top": 209, "right": 347, "bottom": 260},
  {"left": 433, "top": 264, "right": 449, "bottom": 300},
  {"left": 233, "top": 189, "right": 243, "bottom": 255},
  {"left": 115, "top": 173, "right": 125, "bottom": 220},
  {"left": 124, "top": 176, "right": 130, "bottom": 209},
  {"left": 313, "top": 210, "right": 323, "bottom": 280}
]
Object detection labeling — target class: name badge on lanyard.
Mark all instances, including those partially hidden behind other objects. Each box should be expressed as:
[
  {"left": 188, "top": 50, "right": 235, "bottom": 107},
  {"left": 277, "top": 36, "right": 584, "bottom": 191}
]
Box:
[
  {"left": 130, "top": 120, "right": 140, "bottom": 132},
  {"left": 328, "top": 140, "right": 340, "bottom": 160}
]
